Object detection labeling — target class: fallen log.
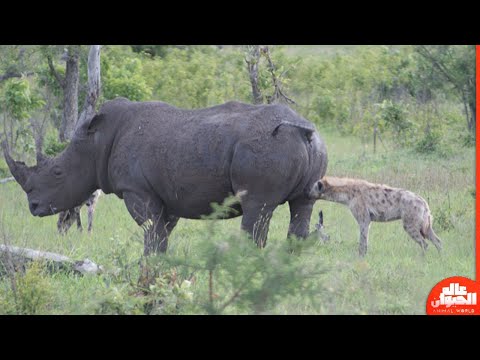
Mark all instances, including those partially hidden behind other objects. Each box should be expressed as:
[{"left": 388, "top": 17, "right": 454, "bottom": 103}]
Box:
[
  {"left": 0, "top": 244, "right": 103, "bottom": 276},
  {"left": 0, "top": 177, "right": 15, "bottom": 184}
]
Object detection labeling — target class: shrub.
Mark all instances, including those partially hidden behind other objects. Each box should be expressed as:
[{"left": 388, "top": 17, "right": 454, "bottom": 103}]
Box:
[
  {"left": 147, "top": 195, "right": 328, "bottom": 315},
  {"left": 44, "top": 133, "right": 68, "bottom": 156},
  {"left": 434, "top": 205, "right": 455, "bottom": 232},
  {"left": 415, "top": 130, "right": 442, "bottom": 154},
  {"left": 0, "top": 261, "right": 54, "bottom": 315},
  {"left": 460, "top": 132, "right": 475, "bottom": 148}
]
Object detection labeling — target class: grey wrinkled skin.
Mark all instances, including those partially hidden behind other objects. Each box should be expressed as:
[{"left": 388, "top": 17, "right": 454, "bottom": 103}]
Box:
[{"left": 3, "top": 98, "right": 328, "bottom": 255}]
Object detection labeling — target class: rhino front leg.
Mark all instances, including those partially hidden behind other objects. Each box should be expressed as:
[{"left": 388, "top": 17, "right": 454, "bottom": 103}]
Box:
[
  {"left": 288, "top": 197, "right": 315, "bottom": 239},
  {"left": 123, "top": 192, "right": 174, "bottom": 255}
]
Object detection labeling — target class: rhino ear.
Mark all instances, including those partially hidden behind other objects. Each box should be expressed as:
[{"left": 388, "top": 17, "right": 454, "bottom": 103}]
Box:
[
  {"left": 86, "top": 114, "right": 105, "bottom": 134},
  {"left": 76, "top": 114, "right": 105, "bottom": 137}
]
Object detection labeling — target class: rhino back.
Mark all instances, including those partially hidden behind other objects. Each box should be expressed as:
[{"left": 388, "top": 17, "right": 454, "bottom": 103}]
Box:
[{"left": 95, "top": 99, "right": 324, "bottom": 218}]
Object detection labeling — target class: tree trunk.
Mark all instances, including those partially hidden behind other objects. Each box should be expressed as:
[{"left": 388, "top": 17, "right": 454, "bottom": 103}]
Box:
[
  {"left": 61, "top": 46, "right": 102, "bottom": 237},
  {"left": 77, "top": 45, "right": 102, "bottom": 130},
  {"left": 468, "top": 100, "right": 476, "bottom": 133},
  {"left": 246, "top": 46, "right": 263, "bottom": 105},
  {"left": 462, "top": 89, "right": 476, "bottom": 134},
  {"left": 59, "top": 46, "right": 80, "bottom": 142}
]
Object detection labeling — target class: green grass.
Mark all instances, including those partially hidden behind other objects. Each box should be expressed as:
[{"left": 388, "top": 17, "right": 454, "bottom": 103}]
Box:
[{"left": 0, "top": 130, "right": 475, "bottom": 314}]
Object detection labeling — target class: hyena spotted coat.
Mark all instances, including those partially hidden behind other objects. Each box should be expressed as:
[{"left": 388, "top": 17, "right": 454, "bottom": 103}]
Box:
[
  {"left": 57, "top": 190, "right": 102, "bottom": 235},
  {"left": 308, "top": 177, "right": 442, "bottom": 256}
]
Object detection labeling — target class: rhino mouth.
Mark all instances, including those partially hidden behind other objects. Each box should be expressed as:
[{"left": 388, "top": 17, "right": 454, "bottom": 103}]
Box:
[{"left": 29, "top": 201, "right": 57, "bottom": 217}]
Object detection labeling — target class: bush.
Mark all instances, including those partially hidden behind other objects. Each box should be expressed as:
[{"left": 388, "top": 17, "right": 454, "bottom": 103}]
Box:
[
  {"left": 44, "top": 133, "right": 68, "bottom": 156},
  {"left": 102, "top": 47, "right": 152, "bottom": 102},
  {"left": 0, "top": 158, "right": 9, "bottom": 178},
  {"left": 415, "top": 130, "right": 442, "bottom": 154},
  {"left": 460, "top": 132, "right": 475, "bottom": 148},
  {"left": 0, "top": 261, "right": 54, "bottom": 315},
  {"left": 434, "top": 205, "right": 455, "bottom": 232},
  {"left": 146, "top": 48, "right": 251, "bottom": 108},
  {"left": 146, "top": 195, "right": 328, "bottom": 315}
]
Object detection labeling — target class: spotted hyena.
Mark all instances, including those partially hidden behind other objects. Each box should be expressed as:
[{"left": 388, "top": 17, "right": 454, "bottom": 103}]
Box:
[
  {"left": 57, "top": 190, "right": 102, "bottom": 235},
  {"left": 308, "top": 177, "right": 442, "bottom": 256}
]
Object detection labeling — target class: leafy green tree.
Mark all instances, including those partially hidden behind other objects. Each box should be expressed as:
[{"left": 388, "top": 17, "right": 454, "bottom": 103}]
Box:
[
  {"left": 0, "top": 77, "right": 45, "bottom": 153},
  {"left": 144, "top": 47, "right": 250, "bottom": 108},
  {"left": 414, "top": 45, "right": 475, "bottom": 133},
  {"left": 102, "top": 46, "right": 152, "bottom": 102}
]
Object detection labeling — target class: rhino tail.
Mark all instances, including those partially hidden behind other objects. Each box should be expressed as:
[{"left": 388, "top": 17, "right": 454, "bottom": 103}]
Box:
[{"left": 272, "top": 121, "right": 315, "bottom": 143}]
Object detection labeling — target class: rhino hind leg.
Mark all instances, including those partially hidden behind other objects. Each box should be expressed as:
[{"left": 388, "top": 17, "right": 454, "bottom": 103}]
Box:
[
  {"left": 240, "top": 202, "right": 277, "bottom": 248},
  {"left": 287, "top": 197, "right": 315, "bottom": 240}
]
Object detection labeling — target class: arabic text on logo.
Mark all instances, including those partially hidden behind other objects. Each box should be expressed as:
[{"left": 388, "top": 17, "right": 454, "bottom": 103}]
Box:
[
  {"left": 430, "top": 282, "right": 477, "bottom": 308},
  {"left": 426, "top": 276, "right": 480, "bottom": 315}
]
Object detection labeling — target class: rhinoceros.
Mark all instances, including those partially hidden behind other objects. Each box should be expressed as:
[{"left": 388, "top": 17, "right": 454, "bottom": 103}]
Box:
[{"left": 2, "top": 98, "right": 328, "bottom": 255}]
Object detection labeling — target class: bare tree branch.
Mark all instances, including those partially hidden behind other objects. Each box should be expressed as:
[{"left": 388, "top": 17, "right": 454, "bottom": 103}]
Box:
[
  {"left": 0, "top": 71, "right": 34, "bottom": 82},
  {"left": 262, "top": 46, "right": 296, "bottom": 105},
  {"left": 415, "top": 45, "right": 462, "bottom": 92},
  {"left": 46, "top": 53, "right": 65, "bottom": 89},
  {"left": 0, "top": 47, "right": 34, "bottom": 82}
]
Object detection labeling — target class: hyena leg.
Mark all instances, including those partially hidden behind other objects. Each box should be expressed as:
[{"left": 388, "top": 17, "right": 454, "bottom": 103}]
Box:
[
  {"left": 75, "top": 207, "right": 83, "bottom": 232},
  {"left": 87, "top": 203, "right": 96, "bottom": 233},
  {"left": 358, "top": 221, "right": 371, "bottom": 257},
  {"left": 352, "top": 208, "right": 371, "bottom": 257},
  {"left": 86, "top": 190, "right": 101, "bottom": 234},
  {"left": 403, "top": 220, "right": 428, "bottom": 255},
  {"left": 57, "top": 209, "right": 78, "bottom": 235},
  {"left": 426, "top": 222, "right": 442, "bottom": 253}
]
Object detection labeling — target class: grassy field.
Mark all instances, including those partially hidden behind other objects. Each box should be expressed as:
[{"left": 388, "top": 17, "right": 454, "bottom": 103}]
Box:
[{"left": 0, "top": 130, "right": 475, "bottom": 315}]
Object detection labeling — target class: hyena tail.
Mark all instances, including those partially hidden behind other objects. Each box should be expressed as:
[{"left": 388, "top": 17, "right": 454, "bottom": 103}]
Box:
[{"left": 423, "top": 213, "right": 442, "bottom": 253}]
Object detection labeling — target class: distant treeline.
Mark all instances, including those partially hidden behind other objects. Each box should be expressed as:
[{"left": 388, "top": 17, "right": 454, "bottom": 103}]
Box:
[{"left": 0, "top": 45, "right": 475, "bottom": 174}]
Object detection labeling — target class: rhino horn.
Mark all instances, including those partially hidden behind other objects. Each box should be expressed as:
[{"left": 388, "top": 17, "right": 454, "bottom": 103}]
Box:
[{"left": 2, "top": 141, "right": 31, "bottom": 190}]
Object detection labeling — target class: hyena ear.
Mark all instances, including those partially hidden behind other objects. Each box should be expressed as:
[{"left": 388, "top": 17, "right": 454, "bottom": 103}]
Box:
[
  {"left": 319, "top": 210, "right": 324, "bottom": 226},
  {"left": 317, "top": 181, "right": 323, "bottom": 193}
]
